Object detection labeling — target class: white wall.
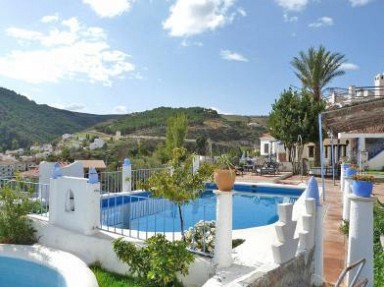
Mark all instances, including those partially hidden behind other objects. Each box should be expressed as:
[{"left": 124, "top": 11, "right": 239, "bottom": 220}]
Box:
[
  {"left": 31, "top": 218, "right": 214, "bottom": 287},
  {"left": 368, "top": 150, "right": 384, "bottom": 170},
  {"left": 49, "top": 176, "right": 100, "bottom": 235}
]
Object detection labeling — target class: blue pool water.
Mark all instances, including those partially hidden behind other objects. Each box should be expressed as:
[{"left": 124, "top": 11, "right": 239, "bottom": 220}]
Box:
[
  {"left": 0, "top": 256, "right": 66, "bottom": 287},
  {"left": 101, "top": 184, "right": 304, "bottom": 232}
]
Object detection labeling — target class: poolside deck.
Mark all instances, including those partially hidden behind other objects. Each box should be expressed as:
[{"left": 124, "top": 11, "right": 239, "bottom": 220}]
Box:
[{"left": 235, "top": 171, "right": 384, "bottom": 286}]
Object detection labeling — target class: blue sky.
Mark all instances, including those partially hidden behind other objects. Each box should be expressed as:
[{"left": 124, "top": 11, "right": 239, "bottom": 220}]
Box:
[{"left": 0, "top": 0, "right": 383, "bottom": 116}]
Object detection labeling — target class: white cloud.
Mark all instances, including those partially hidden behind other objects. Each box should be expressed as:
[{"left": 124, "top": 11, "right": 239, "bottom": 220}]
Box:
[
  {"left": 52, "top": 103, "right": 85, "bottom": 111},
  {"left": 83, "top": 0, "right": 134, "bottom": 18},
  {"left": 113, "top": 105, "right": 129, "bottom": 114},
  {"left": 237, "top": 7, "right": 247, "bottom": 17},
  {"left": 163, "top": 0, "right": 242, "bottom": 37},
  {"left": 275, "top": 0, "right": 308, "bottom": 11},
  {"left": 220, "top": 49, "right": 248, "bottom": 62},
  {"left": 283, "top": 13, "right": 298, "bottom": 23},
  {"left": 349, "top": 0, "right": 373, "bottom": 7},
  {"left": 181, "top": 39, "right": 203, "bottom": 47},
  {"left": 41, "top": 14, "right": 59, "bottom": 23},
  {"left": 0, "top": 17, "right": 135, "bottom": 86},
  {"left": 340, "top": 63, "right": 359, "bottom": 71},
  {"left": 308, "top": 16, "right": 334, "bottom": 28}
]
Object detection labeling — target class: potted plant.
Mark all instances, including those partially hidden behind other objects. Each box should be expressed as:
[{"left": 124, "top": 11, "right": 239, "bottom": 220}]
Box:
[
  {"left": 340, "top": 157, "right": 351, "bottom": 171},
  {"left": 351, "top": 174, "right": 375, "bottom": 197},
  {"left": 345, "top": 165, "right": 358, "bottom": 177},
  {"left": 214, "top": 154, "right": 236, "bottom": 191}
]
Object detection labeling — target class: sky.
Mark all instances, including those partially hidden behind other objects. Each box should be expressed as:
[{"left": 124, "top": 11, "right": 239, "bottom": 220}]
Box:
[{"left": 0, "top": 0, "right": 383, "bottom": 116}]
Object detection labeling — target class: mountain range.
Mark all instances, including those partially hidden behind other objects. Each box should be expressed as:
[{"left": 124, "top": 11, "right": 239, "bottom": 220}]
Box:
[{"left": 0, "top": 87, "right": 268, "bottom": 152}]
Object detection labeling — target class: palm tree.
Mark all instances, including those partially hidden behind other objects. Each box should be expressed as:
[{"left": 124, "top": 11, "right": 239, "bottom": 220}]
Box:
[
  {"left": 291, "top": 45, "right": 346, "bottom": 165},
  {"left": 291, "top": 45, "right": 346, "bottom": 101}
]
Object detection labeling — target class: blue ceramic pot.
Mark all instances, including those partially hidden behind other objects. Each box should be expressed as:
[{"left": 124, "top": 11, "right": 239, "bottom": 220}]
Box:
[
  {"left": 352, "top": 180, "right": 373, "bottom": 197},
  {"left": 345, "top": 167, "right": 357, "bottom": 177},
  {"left": 342, "top": 163, "right": 350, "bottom": 171}
]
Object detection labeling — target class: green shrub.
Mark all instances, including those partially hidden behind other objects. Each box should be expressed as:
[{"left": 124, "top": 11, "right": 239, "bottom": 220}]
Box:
[
  {"left": 185, "top": 220, "right": 215, "bottom": 254},
  {"left": 185, "top": 220, "right": 245, "bottom": 254},
  {"left": 374, "top": 202, "right": 384, "bottom": 286},
  {"left": 339, "top": 219, "right": 349, "bottom": 237},
  {"left": 113, "top": 234, "right": 194, "bottom": 287},
  {"left": 0, "top": 186, "right": 36, "bottom": 244}
]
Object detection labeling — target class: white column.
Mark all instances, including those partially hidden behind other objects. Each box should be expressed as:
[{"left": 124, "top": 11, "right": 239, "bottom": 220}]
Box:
[
  {"left": 347, "top": 194, "right": 374, "bottom": 287},
  {"left": 312, "top": 205, "right": 324, "bottom": 286},
  {"left": 214, "top": 190, "right": 233, "bottom": 268},
  {"left": 342, "top": 178, "right": 353, "bottom": 221},
  {"left": 122, "top": 158, "right": 132, "bottom": 193}
]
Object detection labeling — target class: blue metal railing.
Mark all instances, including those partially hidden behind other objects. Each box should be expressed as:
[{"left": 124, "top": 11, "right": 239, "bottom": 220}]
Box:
[{"left": 99, "top": 192, "right": 214, "bottom": 256}]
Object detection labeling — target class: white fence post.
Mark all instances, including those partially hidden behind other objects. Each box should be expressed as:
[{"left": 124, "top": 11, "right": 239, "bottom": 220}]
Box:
[{"left": 214, "top": 190, "right": 233, "bottom": 268}]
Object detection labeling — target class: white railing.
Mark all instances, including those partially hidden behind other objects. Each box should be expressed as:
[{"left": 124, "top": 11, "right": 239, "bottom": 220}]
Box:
[{"left": 0, "top": 179, "right": 50, "bottom": 217}]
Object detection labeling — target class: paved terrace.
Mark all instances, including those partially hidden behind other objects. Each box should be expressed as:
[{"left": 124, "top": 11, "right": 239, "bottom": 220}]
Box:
[{"left": 235, "top": 171, "right": 384, "bottom": 286}]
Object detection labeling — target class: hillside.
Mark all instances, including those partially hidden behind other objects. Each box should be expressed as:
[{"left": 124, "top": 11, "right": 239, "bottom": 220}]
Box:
[
  {"left": 0, "top": 88, "right": 269, "bottom": 153},
  {"left": 94, "top": 106, "right": 269, "bottom": 147},
  {"left": 0, "top": 87, "right": 122, "bottom": 151}
]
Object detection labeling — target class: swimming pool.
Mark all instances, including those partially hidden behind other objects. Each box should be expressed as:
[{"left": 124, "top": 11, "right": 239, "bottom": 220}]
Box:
[
  {"left": 0, "top": 256, "right": 66, "bottom": 287},
  {"left": 101, "top": 183, "right": 304, "bottom": 232},
  {"left": 0, "top": 244, "right": 99, "bottom": 287}
]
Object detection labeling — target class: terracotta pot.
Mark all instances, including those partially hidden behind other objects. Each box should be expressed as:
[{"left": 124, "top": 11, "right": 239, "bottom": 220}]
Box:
[{"left": 214, "top": 169, "right": 236, "bottom": 191}]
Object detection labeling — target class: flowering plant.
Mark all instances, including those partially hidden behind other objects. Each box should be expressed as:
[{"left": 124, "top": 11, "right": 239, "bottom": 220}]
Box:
[{"left": 352, "top": 174, "right": 375, "bottom": 182}]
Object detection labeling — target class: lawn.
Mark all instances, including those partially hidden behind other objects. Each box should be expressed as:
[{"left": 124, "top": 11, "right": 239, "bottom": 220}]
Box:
[{"left": 90, "top": 265, "right": 144, "bottom": 287}]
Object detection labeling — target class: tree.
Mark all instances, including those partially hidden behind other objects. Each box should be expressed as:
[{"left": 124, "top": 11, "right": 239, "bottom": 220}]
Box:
[
  {"left": 269, "top": 89, "right": 325, "bottom": 173},
  {"left": 291, "top": 45, "right": 346, "bottom": 101},
  {"left": 145, "top": 147, "right": 214, "bottom": 241},
  {"left": 196, "top": 134, "right": 207, "bottom": 155},
  {"left": 291, "top": 45, "right": 346, "bottom": 164},
  {"left": 0, "top": 185, "right": 36, "bottom": 244},
  {"left": 165, "top": 113, "right": 188, "bottom": 159}
]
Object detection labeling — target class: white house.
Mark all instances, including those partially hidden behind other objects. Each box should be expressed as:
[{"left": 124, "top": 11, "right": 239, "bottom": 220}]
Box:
[
  {"left": 327, "top": 73, "right": 384, "bottom": 170},
  {"left": 89, "top": 138, "right": 105, "bottom": 150},
  {"left": 259, "top": 133, "right": 349, "bottom": 167}
]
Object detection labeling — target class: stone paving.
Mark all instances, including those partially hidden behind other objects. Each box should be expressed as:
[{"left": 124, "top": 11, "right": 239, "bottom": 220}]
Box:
[{"left": 235, "top": 172, "right": 384, "bottom": 286}]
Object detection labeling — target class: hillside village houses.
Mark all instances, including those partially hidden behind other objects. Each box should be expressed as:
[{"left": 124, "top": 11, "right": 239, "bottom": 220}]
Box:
[
  {"left": 89, "top": 138, "right": 105, "bottom": 150},
  {"left": 0, "top": 134, "right": 108, "bottom": 179}
]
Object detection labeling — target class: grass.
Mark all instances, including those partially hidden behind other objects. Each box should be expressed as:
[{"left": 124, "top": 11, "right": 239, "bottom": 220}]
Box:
[{"left": 90, "top": 264, "right": 144, "bottom": 287}]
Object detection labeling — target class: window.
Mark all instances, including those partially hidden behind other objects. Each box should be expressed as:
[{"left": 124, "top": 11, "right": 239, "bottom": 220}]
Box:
[
  {"left": 342, "top": 146, "right": 347, "bottom": 157},
  {"left": 65, "top": 190, "right": 75, "bottom": 212},
  {"left": 308, "top": 146, "right": 315, "bottom": 158},
  {"left": 264, "top": 143, "right": 269, "bottom": 154}
]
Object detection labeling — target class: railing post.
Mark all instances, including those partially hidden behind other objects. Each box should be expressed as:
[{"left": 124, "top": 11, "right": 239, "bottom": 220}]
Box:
[
  {"left": 214, "top": 190, "right": 233, "bottom": 268},
  {"left": 122, "top": 158, "right": 132, "bottom": 193},
  {"left": 347, "top": 194, "right": 374, "bottom": 286}
]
